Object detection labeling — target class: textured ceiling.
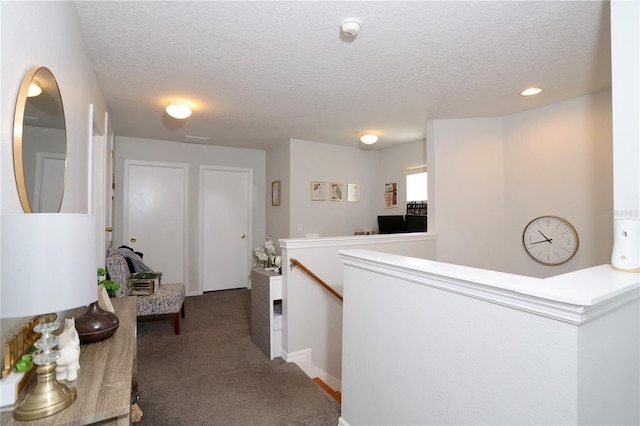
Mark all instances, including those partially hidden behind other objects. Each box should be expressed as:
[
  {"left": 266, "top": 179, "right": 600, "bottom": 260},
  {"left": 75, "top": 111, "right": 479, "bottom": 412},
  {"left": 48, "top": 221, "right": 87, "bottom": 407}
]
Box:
[{"left": 74, "top": 1, "right": 611, "bottom": 151}]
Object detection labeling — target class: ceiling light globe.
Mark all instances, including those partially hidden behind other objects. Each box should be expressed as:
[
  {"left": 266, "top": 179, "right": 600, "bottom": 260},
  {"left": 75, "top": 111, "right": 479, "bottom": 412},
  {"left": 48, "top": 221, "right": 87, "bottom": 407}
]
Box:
[
  {"left": 360, "top": 134, "right": 378, "bottom": 144},
  {"left": 166, "top": 102, "right": 192, "bottom": 119},
  {"left": 28, "top": 81, "right": 42, "bottom": 97},
  {"left": 520, "top": 87, "right": 543, "bottom": 96}
]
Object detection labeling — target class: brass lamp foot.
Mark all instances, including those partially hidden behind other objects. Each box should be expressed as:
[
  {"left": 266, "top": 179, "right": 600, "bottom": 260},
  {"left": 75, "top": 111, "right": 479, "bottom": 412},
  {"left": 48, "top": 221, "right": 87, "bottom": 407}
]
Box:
[{"left": 13, "top": 362, "right": 77, "bottom": 421}]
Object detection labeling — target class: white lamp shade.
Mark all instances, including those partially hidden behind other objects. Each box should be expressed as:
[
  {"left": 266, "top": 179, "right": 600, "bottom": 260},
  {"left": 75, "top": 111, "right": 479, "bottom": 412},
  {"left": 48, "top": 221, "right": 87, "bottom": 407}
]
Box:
[{"left": 1, "top": 214, "right": 98, "bottom": 318}]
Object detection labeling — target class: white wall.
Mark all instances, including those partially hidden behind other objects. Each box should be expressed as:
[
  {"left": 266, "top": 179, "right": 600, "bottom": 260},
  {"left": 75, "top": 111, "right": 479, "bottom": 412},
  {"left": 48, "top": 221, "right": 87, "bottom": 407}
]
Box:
[
  {"left": 503, "top": 91, "right": 613, "bottom": 277},
  {"left": 428, "top": 118, "right": 505, "bottom": 271},
  {"left": 428, "top": 91, "right": 613, "bottom": 278},
  {"left": 265, "top": 141, "right": 290, "bottom": 253},
  {"left": 1, "top": 1, "right": 108, "bottom": 214},
  {"left": 375, "top": 139, "right": 426, "bottom": 217},
  {"left": 289, "top": 139, "right": 379, "bottom": 237},
  {"left": 288, "top": 138, "right": 426, "bottom": 238},
  {"left": 113, "top": 136, "right": 266, "bottom": 295},
  {"left": 0, "top": 1, "right": 108, "bottom": 366}
]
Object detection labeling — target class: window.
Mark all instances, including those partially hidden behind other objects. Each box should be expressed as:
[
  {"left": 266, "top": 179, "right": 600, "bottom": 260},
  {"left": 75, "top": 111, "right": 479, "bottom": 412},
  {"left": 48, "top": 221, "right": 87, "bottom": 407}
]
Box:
[{"left": 405, "top": 167, "right": 427, "bottom": 202}]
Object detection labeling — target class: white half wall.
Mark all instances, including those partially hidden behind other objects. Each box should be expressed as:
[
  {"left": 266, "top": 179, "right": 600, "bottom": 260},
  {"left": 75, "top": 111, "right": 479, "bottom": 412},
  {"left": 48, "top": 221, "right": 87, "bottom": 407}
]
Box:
[
  {"left": 280, "top": 233, "right": 436, "bottom": 390},
  {"left": 339, "top": 249, "right": 639, "bottom": 426}
]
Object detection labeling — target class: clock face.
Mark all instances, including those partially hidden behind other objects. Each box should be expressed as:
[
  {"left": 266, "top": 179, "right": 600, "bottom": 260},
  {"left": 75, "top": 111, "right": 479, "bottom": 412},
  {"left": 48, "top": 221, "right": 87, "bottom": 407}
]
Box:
[{"left": 522, "top": 216, "right": 579, "bottom": 265}]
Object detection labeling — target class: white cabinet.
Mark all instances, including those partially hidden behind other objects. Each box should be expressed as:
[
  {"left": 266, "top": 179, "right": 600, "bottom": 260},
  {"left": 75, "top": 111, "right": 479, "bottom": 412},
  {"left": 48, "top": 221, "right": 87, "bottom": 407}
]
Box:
[{"left": 251, "top": 269, "right": 282, "bottom": 359}]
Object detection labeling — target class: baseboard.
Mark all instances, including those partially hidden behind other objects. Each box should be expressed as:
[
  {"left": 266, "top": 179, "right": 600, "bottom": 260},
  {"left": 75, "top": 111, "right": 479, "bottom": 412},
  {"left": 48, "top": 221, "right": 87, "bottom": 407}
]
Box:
[
  {"left": 281, "top": 348, "right": 342, "bottom": 392},
  {"left": 281, "top": 347, "right": 311, "bottom": 364},
  {"left": 338, "top": 416, "right": 351, "bottom": 426}
]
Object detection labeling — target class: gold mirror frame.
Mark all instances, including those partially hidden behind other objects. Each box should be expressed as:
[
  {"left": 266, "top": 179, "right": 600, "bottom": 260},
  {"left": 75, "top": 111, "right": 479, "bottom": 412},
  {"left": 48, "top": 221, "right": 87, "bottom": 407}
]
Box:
[{"left": 13, "top": 66, "right": 67, "bottom": 213}]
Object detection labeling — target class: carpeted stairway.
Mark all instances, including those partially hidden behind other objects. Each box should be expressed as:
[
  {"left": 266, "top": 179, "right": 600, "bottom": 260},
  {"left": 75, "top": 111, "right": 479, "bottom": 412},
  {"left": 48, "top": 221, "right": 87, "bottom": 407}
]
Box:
[{"left": 135, "top": 288, "right": 341, "bottom": 425}]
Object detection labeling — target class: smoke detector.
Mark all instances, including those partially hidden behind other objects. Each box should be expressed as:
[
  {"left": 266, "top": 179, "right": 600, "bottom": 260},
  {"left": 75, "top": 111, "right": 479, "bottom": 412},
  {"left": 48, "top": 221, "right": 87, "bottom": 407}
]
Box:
[{"left": 340, "top": 18, "right": 362, "bottom": 37}]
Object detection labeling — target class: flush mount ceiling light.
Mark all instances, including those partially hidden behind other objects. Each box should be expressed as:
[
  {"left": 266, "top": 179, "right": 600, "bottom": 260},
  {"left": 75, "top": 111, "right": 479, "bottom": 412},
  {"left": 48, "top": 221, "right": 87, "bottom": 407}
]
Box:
[
  {"left": 27, "top": 81, "right": 42, "bottom": 97},
  {"left": 520, "top": 87, "right": 543, "bottom": 96},
  {"left": 165, "top": 101, "right": 192, "bottom": 119},
  {"left": 340, "top": 18, "right": 362, "bottom": 37},
  {"left": 360, "top": 134, "right": 378, "bottom": 145}
]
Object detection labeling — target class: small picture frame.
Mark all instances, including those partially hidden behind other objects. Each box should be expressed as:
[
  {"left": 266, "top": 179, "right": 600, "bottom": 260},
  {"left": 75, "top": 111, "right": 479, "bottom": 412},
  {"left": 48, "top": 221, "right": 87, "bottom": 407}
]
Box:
[
  {"left": 384, "top": 182, "right": 398, "bottom": 208},
  {"left": 272, "top": 181, "right": 281, "bottom": 206},
  {"left": 311, "top": 181, "right": 325, "bottom": 201},
  {"left": 330, "top": 183, "right": 345, "bottom": 201},
  {"left": 347, "top": 183, "right": 360, "bottom": 202}
]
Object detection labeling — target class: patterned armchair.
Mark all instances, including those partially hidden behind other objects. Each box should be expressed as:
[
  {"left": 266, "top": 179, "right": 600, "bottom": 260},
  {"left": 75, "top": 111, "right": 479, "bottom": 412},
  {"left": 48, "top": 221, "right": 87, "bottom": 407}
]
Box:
[{"left": 105, "top": 254, "right": 186, "bottom": 334}]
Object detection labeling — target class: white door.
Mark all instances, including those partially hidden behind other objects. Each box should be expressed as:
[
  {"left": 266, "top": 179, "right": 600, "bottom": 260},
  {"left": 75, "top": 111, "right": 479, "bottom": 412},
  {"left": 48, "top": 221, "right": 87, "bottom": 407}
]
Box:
[
  {"left": 33, "top": 152, "right": 65, "bottom": 213},
  {"left": 200, "top": 166, "right": 252, "bottom": 292},
  {"left": 124, "top": 160, "right": 188, "bottom": 285}
]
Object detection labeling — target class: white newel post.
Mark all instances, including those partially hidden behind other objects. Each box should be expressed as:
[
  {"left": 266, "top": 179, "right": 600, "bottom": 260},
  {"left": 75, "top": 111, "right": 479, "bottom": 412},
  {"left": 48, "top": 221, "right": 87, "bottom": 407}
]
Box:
[{"left": 610, "top": 0, "right": 640, "bottom": 272}]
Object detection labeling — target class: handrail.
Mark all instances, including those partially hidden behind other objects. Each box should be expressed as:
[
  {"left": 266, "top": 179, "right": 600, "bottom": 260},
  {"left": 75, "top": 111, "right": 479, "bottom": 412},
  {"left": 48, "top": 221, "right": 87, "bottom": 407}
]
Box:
[{"left": 289, "top": 258, "right": 343, "bottom": 302}]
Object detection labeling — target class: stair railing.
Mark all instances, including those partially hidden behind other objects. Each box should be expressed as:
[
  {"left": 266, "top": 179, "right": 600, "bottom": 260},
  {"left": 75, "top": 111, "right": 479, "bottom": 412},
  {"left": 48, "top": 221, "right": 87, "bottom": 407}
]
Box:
[{"left": 289, "top": 258, "right": 343, "bottom": 302}]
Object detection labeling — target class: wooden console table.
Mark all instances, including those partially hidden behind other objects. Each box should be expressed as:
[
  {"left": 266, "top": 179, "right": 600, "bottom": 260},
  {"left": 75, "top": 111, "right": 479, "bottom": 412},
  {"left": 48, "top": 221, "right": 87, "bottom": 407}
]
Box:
[{"left": 1, "top": 296, "right": 137, "bottom": 425}]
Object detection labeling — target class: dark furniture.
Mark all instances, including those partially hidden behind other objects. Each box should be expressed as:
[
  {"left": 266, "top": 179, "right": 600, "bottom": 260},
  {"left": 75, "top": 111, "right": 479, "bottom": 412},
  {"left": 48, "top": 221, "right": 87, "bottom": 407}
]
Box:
[{"left": 378, "top": 215, "right": 427, "bottom": 234}]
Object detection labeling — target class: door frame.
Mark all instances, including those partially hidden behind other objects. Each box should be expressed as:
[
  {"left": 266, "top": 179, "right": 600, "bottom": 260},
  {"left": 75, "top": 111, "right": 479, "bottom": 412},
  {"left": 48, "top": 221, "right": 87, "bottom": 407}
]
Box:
[
  {"left": 198, "top": 165, "right": 253, "bottom": 294},
  {"left": 104, "top": 112, "right": 115, "bottom": 253},
  {"left": 88, "top": 103, "right": 108, "bottom": 266}
]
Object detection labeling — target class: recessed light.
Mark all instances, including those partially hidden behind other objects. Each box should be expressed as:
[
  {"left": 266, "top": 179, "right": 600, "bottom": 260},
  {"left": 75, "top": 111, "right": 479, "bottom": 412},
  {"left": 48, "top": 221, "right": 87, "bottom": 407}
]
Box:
[
  {"left": 520, "top": 87, "right": 543, "bottom": 96},
  {"left": 166, "top": 102, "right": 192, "bottom": 119},
  {"left": 360, "top": 134, "right": 378, "bottom": 144},
  {"left": 340, "top": 18, "right": 362, "bottom": 37}
]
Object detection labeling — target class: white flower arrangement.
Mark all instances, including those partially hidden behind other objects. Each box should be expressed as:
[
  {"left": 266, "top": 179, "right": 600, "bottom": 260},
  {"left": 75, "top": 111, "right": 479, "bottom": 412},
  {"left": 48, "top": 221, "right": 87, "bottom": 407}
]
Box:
[{"left": 253, "top": 235, "right": 277, "bottom": 268}]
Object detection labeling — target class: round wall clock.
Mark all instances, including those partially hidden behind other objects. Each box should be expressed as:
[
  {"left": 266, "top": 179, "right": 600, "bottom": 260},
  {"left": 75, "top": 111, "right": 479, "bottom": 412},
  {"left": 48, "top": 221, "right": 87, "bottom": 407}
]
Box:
[{"left": 522, "top": 215, "right": 579, "bottom": 265}]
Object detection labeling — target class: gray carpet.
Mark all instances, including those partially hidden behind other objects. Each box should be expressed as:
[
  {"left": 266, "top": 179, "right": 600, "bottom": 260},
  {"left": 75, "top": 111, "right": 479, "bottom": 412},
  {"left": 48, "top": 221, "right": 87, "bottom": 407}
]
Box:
[{"left": 135, "top": 288, "right": 341, "bottom": 425}]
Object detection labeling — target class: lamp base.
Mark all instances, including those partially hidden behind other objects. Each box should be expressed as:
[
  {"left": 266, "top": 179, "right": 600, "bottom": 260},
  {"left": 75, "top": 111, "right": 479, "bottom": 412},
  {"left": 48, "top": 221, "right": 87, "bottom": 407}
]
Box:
[{"left": 13, "top": 362, "right": 76, "bottom": 421}]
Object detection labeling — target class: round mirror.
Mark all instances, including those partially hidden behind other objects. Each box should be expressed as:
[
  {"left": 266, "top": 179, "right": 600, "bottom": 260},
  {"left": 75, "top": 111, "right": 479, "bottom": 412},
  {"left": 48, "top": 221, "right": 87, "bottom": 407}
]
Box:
[{"left": 13, "top": 67, "right": 67, "bottom": 213}]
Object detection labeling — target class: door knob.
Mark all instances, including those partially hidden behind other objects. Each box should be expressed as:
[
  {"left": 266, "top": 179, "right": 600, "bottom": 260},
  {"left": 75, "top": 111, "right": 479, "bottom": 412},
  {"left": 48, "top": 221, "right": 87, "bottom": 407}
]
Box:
[
  {"left": 105, "top": 227, "right": 113, "bottom": 232},
  {"left": 130, "top": 237, "right": 137, "bottom": 243},
  {"left": 241, "top": 233, "right": 246, "bottom": 239}
]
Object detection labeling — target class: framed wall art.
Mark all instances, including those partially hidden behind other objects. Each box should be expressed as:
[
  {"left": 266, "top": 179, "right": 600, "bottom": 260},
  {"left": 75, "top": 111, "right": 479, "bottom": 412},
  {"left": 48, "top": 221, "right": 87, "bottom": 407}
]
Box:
[
  {"left": 347, "top": 183, "right": 360, "bottom": 202},
  {"left": 271, "top": 180, "right": 281, "bottom": 206},
  {"left": 311, "top": 181, "right": 325, "bottom": 201},
  {"left": 384, "top": 182, "right": 397, "bottom": 208},
  {"left": 330, "top": 183, "right": 344, "bottom": 201}
]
